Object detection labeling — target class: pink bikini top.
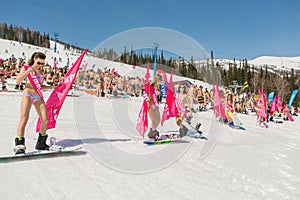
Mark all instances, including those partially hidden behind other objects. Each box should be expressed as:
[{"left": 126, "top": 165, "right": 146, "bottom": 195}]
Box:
[{"left": 37, "top": 75, "right": 44, "bottom": 83}]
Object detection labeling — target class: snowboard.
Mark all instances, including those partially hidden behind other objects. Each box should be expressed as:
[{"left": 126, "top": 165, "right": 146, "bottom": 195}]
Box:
[
  {"left": 182, "top": 121, "right": 208, "bottom": 140},
  {"left": 0, "top": 137, "right": 83, "bottom": 160},
  {"left": 143, "top": 139, "right": 179, "bottom": 145}
]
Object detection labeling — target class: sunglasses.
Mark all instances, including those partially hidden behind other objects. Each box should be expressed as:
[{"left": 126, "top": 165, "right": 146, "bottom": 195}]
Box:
[{"left": 37, "top": 61, "right": 45, "bottom": 65}]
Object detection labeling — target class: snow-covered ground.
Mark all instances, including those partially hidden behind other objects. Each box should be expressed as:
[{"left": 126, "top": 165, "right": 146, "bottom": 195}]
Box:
[{"left": 0, "top": 91, "right": 299, "bottom": 200}]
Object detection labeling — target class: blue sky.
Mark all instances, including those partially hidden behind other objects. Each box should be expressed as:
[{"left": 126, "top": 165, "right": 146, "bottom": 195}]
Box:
[{"left": 1, "top": 0, "right": 300, "bottom": 59}]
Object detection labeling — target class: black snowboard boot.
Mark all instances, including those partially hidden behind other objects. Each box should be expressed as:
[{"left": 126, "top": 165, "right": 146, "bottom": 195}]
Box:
[
  {"left": 148, "top": 129, "right": 160, "bottom": 140},
  {"left": 147, "top": 128, "right": 153, "bottom": 138},
  {"left": 195, "top": 123, "right": 202, "bottom": 131},
  {"left": 2, "top": 85, "right": 7, "bottom": 91},
  {"left": 35, "top": 133, "right": 50, "bottom": 150},
  {"left": 179, "top": 125, "right": 188, "bottom": 138},
  {"left": 14, "top": 136, "right": 26, "bottom": 155}
]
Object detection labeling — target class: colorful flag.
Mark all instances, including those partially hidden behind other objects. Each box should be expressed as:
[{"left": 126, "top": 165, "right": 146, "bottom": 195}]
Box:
[
  {"left": 136, "top": 63, "right": 151, "bottom": 138},
  {"left": 213, "top": 84, "right": 226, "bottom": 120},
  {"left": 161, "top": 68, "right": 177, "bottom": 126},
  {"left": 283, "top": 104, "right": 294, "bottom": 122},
  {"left": 259, "top": 89, "right": 267, "bottom": 121},
  {"left": 288, "top": 90, "right": 298, "bottom": 108},
  {"left": 268, "top": 92, "right": 275, "bottom": 101},
  {"left": 36, "top": 49, "right": 88, "bottom": 132},
  {"left": 270, "top": 96, "right": 278, "bottom": 115}
]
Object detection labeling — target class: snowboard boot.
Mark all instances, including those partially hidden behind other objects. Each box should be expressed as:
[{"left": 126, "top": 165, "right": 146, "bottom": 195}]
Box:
[
  {"left": 229, "top": 121, "right": 235, "bottom": 128},
  {"left": 14, "top": 136, "right": 26, "bottom": 155},
  {"left": 2, "top": 85, "right": 7, "bottom": 91},
  {"left": 186, "top": 116, "right": 192, "bottom": 124},
  {"left": 148, "top": 129, "right": 160, "bottom": 140},
  {"left": 195, "top": 123, "right": 202, "bottom": 131},
  {"left": 179, "top": 125, "right": 188, "bottom": 138},
  {"left": 35, "top": 133, "right": 50, "bottom": 151},
  {"left": 152, "top": 130, "right": 160, "bottom": 141},
  {"left": 147, "top": 128, "right": 153, "bottom": 139}
]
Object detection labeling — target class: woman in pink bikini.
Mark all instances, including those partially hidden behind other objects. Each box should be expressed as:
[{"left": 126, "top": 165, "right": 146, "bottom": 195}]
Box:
[{"left": 14, "top": 52, "right": 55, "bottom": 154}]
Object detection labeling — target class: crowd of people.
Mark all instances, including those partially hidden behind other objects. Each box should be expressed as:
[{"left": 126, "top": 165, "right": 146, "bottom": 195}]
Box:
[
  {"left": 1, "top": 51, "right": 298, "bottom": 144},
  {"left": 0, "top": 52, "right": 69, "bottom": 92}
]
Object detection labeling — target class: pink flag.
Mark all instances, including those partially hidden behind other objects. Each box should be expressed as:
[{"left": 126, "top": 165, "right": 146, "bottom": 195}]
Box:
[
  {"left": 270, "top": 96, "right": 277, "bottom": 115},
  {"left": 136, "top": 64, "right": 151, "bottom": 138},
  {"left": 36, "top": 49, "right": 88, "bottom": 132},
  {"left": 111, "top": 68, "right": 115, "bottom": 74},
  {"left": 161, "top": 68, "right": 178, "bottom": 126},
  {"left": 213, "top": 84, "right": 226, "bottom": 120},
  {"left": 277, "top": 96, "right": 282, "bottom": 111},
  {"left": 259, "top": 89, "right": 267, "bottom": 121},
  {"left": 283, "top": 104, "right": 294, "bottom": 122}
]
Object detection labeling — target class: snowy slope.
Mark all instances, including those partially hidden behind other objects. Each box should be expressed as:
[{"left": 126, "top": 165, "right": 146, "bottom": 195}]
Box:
[
  {"left": 0, "top": 93, "right": 299, "bottom": 200},
  {"left": 0, "top": 38, "right": 208, "bottom": 87},
  {"left": 249, "top": 56, "right": 300, "bottom": 70}
]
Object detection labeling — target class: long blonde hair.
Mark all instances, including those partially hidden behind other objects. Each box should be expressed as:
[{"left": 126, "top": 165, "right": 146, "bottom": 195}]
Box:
[{"left": 153, "top": 74, "right": 162, "bottom": 90}]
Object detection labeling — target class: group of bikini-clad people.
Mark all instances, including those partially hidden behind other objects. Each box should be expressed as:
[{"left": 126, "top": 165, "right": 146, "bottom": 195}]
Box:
[
  {"left": 12, "top": 51, "right": 298, "bottom": 153},
  {"left": 145, "top": 75, "right": 298, "bottom": 139},
  {"left": 145, "top": 74, "right": 213, "bottom": 140},
  {"left": 218, "top": 90, "right": 297, "bottom": 129}
]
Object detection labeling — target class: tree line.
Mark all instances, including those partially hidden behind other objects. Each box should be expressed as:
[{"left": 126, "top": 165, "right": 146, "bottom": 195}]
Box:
[
  {"left": 0, "top": 23, "right": 50, "bottom": 48},
  {"left": 0, "top": 23, "right": 84, "bottom": 51}
]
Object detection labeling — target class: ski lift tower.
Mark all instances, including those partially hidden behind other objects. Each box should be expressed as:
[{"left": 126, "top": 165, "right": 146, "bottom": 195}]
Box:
[
  {"left": 153, "top": 42, "right": 159, "bottom": 77},
  {"left": 54, "top": 32, "right": 59, "bottom": 53},
  {"left": 229, "top": 80, "right": 242, "bottom": 94}
]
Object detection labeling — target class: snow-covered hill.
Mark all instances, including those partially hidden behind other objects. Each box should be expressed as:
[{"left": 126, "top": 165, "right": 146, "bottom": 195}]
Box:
[
  {"left": 0, "top": 38, "right": 207, "bottom": 87},
  {"left": 249, "top": 56, "right": 300, "bottom": 70}
]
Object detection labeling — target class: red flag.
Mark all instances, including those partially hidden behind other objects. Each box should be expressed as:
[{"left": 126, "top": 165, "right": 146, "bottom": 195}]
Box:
[
  {"left": 36, "top": 49, "right": 88, "bottom": 132},
  {"left": 136, "top": 64, "right": 151, "bottom": 138},
  {"left": 161, "top": 68, "right": 177, "bottom": 126}
]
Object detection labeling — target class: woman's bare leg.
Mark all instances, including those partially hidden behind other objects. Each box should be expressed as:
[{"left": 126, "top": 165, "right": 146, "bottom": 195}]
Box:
[
  {"left": 34, "top": 100, "right": 48, "bottom": 134},
  {"left": 16, "top": 96, "right": 32, "bottom": 137}
]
